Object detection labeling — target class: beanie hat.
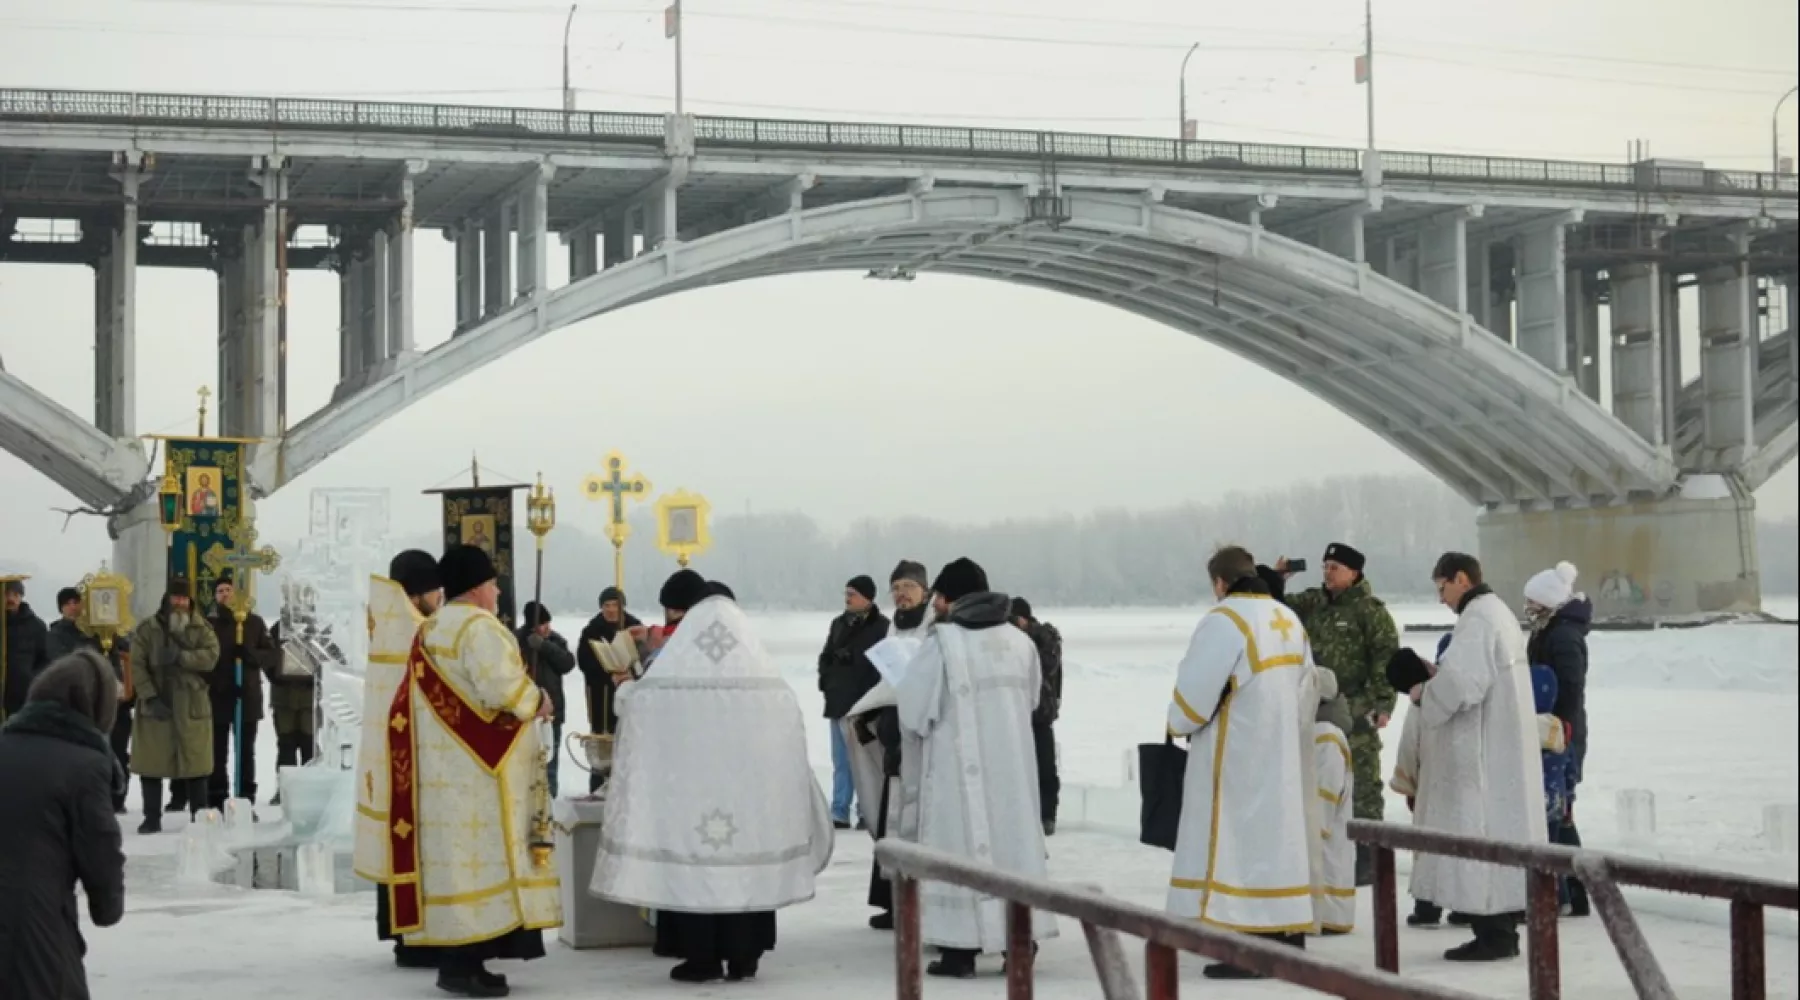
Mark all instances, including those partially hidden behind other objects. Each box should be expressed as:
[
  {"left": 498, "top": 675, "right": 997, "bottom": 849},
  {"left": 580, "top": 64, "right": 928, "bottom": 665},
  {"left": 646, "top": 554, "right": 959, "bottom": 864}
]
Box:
[
  {"left": 521, "top": 601, "right": 550, "bottom": 627},
  {"left": 1323, "top": 542, "right": 1367, "bottom": 574},
  {"left": 166, "top": 577, "right": 191, "bottom": 600},
  {"left": 598, "top": 586, "right": 626, "bottom": 608},
  {"left": 931, "top": 557, "right": 989, "bottom": 603},
  {"left": 438, "top": 545, "right": 497, "bottom": 600},
  {"left": 1009, "top": 597, "right": 1033, "bottom": 621},
  {"left": 846, "top": 575, "right": 877, "bottom": 602},
  {"left": 1523, "top": 560, "right": 1579, "bottom": 610},
  {"left": 389, "top": 549, "right": 443, "bottom": 598},
  {"left": 1386, "top": 647, "right": 1432, "bottom": 694},
  {"left": 659, "top": 569, "right": 709, "bottom": 612},
  {"left": 706, "top": 580, "right": 736, "bottom": 601},
  {"left": 889, "top": 560, "right": 928, "bottom": 589}
]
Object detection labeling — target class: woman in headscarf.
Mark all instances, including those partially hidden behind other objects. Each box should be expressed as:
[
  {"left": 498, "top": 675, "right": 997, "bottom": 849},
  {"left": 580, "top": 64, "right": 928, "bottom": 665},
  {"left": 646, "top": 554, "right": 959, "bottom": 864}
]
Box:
[{"left": 0, "top": 649, "right": 128, "bottom": 999}]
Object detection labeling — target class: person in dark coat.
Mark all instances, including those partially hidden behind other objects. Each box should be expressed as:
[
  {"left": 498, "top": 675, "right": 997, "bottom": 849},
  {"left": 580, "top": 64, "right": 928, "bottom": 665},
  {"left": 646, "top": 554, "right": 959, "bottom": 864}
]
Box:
[
  {"left": 46, "top": 588, "right": 135, "bottom": 813},
  {"left": 1009, "top": 597, "right": 1064, "bottom": 835},
  {"left": 205, "top": 573, "right": 281, "bottom": 808},
  {"left": 575, "top": 586, "right": 643, "bottom": 791},
  {"left": 1522, "top": 560, "right": 1593, "bottom": 918},
  {"left": 0, "top": 648, "right": 127, "bottom": 1000},
  {"left": 3, "top": 578, "right": 50, "bottom": 723},
  {"left": 515, "top": 601, "right": 576, "bottom": 796},
  {"left": 129, "top": 579, "right": 221, "bottom": 833},
  {"left": 817, "top": 575, "right": 889, "bottom": 829}
]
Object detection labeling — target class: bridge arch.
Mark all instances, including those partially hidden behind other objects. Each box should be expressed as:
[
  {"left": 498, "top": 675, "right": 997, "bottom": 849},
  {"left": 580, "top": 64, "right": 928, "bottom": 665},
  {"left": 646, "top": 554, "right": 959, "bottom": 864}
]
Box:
[{"left": 264, "top": 188, "right": 1678, "bottom": 506}]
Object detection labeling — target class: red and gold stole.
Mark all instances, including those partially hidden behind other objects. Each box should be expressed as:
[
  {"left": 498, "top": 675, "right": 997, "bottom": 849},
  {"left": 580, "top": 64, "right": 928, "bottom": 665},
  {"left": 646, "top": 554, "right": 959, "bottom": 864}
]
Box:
[{"left": 385, "top": 630, "right": 527, "bottom": 934}]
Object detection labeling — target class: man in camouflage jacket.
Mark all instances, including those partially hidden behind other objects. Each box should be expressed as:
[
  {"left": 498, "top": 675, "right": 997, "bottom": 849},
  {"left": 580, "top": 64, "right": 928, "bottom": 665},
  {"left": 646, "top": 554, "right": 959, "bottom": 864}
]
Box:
[{"left": 1280, "top": 542, "right": 1400, "bottom": 885}]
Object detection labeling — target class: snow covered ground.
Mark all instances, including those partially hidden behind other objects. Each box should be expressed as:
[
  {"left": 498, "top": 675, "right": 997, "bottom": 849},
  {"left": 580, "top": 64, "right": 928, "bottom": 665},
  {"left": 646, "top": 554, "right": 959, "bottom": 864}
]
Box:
[{"left": 85, "top": 601, "right": 1799, "bottom": 998}]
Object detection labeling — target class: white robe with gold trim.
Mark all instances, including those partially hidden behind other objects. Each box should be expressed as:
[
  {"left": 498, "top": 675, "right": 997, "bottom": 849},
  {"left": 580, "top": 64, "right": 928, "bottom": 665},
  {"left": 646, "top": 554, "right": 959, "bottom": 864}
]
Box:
[
  {"left": 1165, "top": 594, "right": 1323, "bottom": 935},
  {"left": 1314, "top": 720, "right": 1356, "bottom": 932},
  {"left": 402, "top": 602, "right": 562, "bottom": 946},
  {"left": 353, "top": 575, "right": 422, "bottom": 883}
]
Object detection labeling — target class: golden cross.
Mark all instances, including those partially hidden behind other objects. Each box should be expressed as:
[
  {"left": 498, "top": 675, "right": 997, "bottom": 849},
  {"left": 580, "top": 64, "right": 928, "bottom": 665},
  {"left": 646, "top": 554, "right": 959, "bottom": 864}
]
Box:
[
  {"left": 1269, "top": 609, "right": 1297, "bottom": 644},
  {"left": 581, "top": 451, "right": 652, "bottom": 545}
]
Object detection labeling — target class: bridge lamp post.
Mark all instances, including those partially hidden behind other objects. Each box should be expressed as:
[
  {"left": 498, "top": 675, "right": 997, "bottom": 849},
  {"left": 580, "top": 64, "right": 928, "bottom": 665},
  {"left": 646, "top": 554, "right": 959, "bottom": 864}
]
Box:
[
  {"left": 1776, "top": 84, "right": 1798, "bottom": 177},
  {"left": 562, "top": 4, "right": 578, "bottom": 113},
  {"left": 1177, "top": 42, "right": 1200, "bottom": 153}
]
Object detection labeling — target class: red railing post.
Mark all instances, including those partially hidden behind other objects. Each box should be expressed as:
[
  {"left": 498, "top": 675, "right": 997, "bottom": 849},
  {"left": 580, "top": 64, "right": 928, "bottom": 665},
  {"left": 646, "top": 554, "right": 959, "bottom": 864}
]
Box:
[
  {"left": 895, "top": 876, "right": 922, "bottom": 1000},
  {"left": 1374, "top": 845, "right": 1400, "bottom": 973},
  {"left": 1731, "top": 900, "right": 1766, "bottom": 1000},
  {"left": 1144, "top": 941, "right": 1179, "bottom": 1000},
  {"left": 1526, "top": 869, "right": 1562, "bottom": 1000},
  {"left": 1006, "top": 901, "right": 1035, "bottom": 1000}
]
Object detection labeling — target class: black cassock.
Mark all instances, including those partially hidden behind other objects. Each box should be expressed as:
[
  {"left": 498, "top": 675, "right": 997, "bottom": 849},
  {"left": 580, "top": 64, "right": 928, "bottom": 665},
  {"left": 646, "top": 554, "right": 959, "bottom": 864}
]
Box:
[{"left": 654, "top": 910, "right": 777, "bottom": 964}]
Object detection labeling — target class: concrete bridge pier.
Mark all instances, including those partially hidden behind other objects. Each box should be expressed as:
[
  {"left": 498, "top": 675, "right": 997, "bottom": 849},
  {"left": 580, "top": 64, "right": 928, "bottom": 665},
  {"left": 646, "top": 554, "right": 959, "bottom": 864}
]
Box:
[
  {"left": 1610, "top": 262, "right": 1674, "bottom": 451},
  {"left": 1478, "top": 481, "right": 1760, "bottom": 622},
  {"left": 1695, "top": 226, "right": 1758, "bottom": 468}
]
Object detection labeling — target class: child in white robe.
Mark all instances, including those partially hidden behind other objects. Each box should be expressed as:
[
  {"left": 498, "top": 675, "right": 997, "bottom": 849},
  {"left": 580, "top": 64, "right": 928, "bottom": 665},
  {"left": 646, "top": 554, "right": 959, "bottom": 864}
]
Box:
[{"left": 1313, "top": 667, "right": 1356, "bottom": 934}]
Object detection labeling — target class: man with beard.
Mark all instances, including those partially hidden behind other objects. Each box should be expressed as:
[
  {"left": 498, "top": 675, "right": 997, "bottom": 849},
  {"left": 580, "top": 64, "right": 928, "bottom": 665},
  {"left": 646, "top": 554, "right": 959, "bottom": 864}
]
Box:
[
  {"left": 574, "top": 586, "right": 642, "bottom": 792},
  {"left": 818, "top": 575, "right": 888, "bottom": 830},
  {"left": 356, "top": 549, "right": 445, "bottom": 971},
  {"left": 127, "top": 579, "right": 221, "bottom": 833},
  {"left": 385, "top": 545, "right": 560, "bottom": 997},
  {"left": 896, "top": 558, "right": 1056, "bottom": 978},
  {"left": 2, "top": 578, "right": 49, "bottom": 724},
  {"left": 205, "top": 573, "right": 281, "bottom": 808},
  {"left": 860, "top": 559, "right": 930, "bottom": 931}
]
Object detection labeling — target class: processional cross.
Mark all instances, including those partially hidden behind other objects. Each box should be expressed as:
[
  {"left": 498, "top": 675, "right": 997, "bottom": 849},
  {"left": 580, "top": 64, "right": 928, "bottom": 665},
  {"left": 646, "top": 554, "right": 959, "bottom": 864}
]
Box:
[
  {"left": 582, "top": 451, "right": 651, "bottom": 590},
  {"left": 207, "top": 515, "right": 281, "bottom": 801}
]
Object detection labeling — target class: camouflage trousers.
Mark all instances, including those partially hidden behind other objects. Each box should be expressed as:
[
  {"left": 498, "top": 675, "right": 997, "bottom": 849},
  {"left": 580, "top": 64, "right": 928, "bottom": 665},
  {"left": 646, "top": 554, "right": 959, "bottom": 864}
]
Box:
[{"left": 1349, "top": 729, "right": 1387, "bottom": 821}]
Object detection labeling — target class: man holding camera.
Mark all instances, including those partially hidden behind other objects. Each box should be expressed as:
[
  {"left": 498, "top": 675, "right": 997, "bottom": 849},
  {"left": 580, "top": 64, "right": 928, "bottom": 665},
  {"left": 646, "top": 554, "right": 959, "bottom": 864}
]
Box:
[{"left": 1279, "top": 542, "right": 1399, "bottom": 886}]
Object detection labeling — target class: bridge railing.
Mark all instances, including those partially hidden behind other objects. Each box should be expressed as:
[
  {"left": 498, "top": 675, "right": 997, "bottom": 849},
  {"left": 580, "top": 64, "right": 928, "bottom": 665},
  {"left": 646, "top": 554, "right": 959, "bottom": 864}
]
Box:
[
  {"left": 1349, "top": 819, "right": 1800, "bottom": 1000},
  {"left": 875, "top": 838, "right": 1493, "bottom": 1000},
  {"left": 3, "top": 87, "right": 1797, "bottom": 198}
]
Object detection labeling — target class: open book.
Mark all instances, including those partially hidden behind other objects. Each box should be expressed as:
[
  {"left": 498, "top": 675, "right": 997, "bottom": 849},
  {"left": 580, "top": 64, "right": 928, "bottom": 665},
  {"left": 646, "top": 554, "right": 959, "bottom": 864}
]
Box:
[{"left": 587, "top": 632, "right": 642, "bottom": 679}]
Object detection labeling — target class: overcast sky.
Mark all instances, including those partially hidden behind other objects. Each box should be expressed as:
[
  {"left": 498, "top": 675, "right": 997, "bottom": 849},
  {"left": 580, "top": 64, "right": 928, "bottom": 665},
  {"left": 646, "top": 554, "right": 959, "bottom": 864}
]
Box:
[{"left": 0, "top": 0, "right": 1796, "bottom": 584}]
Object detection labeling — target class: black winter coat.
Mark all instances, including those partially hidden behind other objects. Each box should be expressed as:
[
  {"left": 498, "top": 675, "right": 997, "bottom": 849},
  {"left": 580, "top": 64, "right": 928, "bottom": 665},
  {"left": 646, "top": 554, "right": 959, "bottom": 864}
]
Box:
[
  {"left": 576, "top": 611, "right": 643, "bottom": 735},
  {"left": 817, "top": 607, "right": 890, "bottom": 720},
  {"left": 515, "top": 627, "right": 576, "bottom": 724},
  {"left": 3, "top": 603, "right": 50, "bottom": 719},
  {"left": 1528, "top": 597, "right": 1592, "bottom": 784},
  {"left": 0, "top": 701, "right": 126, "bottom": 1000}
]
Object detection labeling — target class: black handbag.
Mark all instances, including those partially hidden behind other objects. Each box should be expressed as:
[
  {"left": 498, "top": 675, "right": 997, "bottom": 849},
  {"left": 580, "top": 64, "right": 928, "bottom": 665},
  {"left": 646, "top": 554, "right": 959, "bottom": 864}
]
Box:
[{"left": 1137, "top": 736, "right": 1188, "bottom": 851}]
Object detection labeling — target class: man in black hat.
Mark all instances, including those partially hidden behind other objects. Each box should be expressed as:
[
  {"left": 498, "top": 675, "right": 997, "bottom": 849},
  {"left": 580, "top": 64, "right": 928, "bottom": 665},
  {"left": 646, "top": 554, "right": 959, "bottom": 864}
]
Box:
[
  {"left": 640, "top": 569, "right": 709, "bottom": 673},
  {"left": 575, "top": 585, "right": 644, "bottom": 790},
  {"left": 901, "top": 558, "right": 1056, "bottom": 977},
  {"left": 1278, "top": 541, "right": 1400, "bottom": 885},
  {"left": 2, "top": 578, "right": 49, "bottom": 723},
  {"left": 515, "top": 601, "right": 575, "bottom": 796},
  {"left": 818, "top": 575, "right": 889, "bottom": 830},
  {"left": 1009, "top": 597, "right": 1063, "bottom": 836},
  {"left": 126, "top": 577, "right": 220, "bottom": 833},
  {"left": 384, "top": 545, "right": 557, "bottom": 998}
]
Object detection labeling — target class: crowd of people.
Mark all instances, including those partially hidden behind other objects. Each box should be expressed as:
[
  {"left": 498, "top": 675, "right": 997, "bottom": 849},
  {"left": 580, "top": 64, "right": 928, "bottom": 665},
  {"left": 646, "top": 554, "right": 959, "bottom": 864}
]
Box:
[{"left": 0, "top": 537, "right": 1592, "bottom": 997}]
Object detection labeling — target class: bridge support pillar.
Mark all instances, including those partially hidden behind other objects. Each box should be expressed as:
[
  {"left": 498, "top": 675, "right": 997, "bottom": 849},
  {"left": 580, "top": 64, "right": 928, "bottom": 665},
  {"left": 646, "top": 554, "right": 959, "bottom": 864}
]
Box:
[
  {"left": 1479, "top": 485, "right": 1759, "bottom": 623},
  {"left": 215, "top": 163, "right": 283, "bottom": 441},
  {"left": 483, "top": 201, "right": 513, "bottom": 319},
  {"left": 385, "top": 164, "right": 419, "bottom": 358},
  {"left": 1514, "top": 221, "right": 1570, "bottom": 376},
  {"left": 91, "top": 161, "right": 141, "bottom": 438},
  {"left": 334, "top": 229, "right": 388, "bottom": 394},
  {"left": 1661, "top": 273, "right": 1684, "bottom": 445},
  {"left": 1697, "top": 232, "right": 1757, "bottom": 463},
  {"left": 1788, "top": 274, "right": 1799, "bottom": 403},
  {"left": 567, "top": 228, "right": 598, "bottom": 281},
  {"left": 1609, "top": 262, "right": 1669, "bottom": 449},
  {"left": 453, "top": 221, "right": 482, "bottom": 331},
  {"left": 109, "top": 499, "right": 166, "bottom": 624},
  {"left": 514, "top": 164, "right": 552, "bottom": 302},
  {"left": 602, "top": 211, "right": 631, "bottom": 266},
  {"left": 1416, "top": 213, "right": 1468, "bottom": 314},
  {"left": 1566, "top": 269, "right": 1601, "bottom": 401}
]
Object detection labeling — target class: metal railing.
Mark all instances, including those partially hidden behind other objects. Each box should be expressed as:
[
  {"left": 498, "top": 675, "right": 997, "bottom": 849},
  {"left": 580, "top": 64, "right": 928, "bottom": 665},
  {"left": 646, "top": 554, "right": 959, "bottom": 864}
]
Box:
[
  {"left": 1350, "top": 819, "right": 1800, "bottom": 1000},
  {"left": 2, "top": 87, "right": 1797, "bottom": 198},
  {"left": 876, "top": 839, "right": 1495, "bottom": 999}
]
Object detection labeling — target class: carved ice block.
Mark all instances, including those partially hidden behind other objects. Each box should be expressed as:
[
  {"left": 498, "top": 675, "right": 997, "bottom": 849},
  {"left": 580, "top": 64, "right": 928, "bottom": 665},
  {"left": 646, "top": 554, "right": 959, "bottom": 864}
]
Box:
[
  {"left": 552, "top": 796, "right": 657, "bottom": 949},
  {"left": 297, "top": 841, "right": 338, "bottom": 898},
  {"left": 1616, "top": 788, "right": 1657, "bottom": 841},
  {"left": 223, "top": 798, "right": 256, "bottom": 846},
  {"left": 1763, "top": 804, "right": 1800, "bottom": 856},
  {"left": 177, "top": 809, "right": 227, "bottom": 885}
]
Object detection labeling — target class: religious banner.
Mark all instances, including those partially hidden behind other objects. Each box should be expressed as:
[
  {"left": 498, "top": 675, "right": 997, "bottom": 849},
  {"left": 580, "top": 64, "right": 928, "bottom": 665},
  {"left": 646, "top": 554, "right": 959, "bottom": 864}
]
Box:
[
  {"left": 161, "top": 437, "right": 248, "bottom": 601},
  {"left": 428, "top": 485, "right": 523, "bottom": 627}
]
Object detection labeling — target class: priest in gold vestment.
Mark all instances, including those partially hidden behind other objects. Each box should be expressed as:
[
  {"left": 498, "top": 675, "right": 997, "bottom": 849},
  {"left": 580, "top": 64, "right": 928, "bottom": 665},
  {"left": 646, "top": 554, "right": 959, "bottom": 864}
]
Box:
[
  {"left": 384, "top": 545, "right": 561, "bottom": 998},
  {"left": 356, "top": 549, "right": 444, "bottom": 971}
]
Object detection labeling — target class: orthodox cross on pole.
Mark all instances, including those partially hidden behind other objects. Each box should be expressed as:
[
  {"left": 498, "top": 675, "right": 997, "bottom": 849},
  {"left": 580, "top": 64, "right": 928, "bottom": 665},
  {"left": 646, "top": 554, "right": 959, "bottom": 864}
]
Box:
[
  {"left": 582, "top": 451, "right": 651, "bottom": 591},
  {"left": 206, "top": 516, "right": 283, "bottom": 629},
  {"left": 196, "top": 386, "right": 212, "bottom": 436}
]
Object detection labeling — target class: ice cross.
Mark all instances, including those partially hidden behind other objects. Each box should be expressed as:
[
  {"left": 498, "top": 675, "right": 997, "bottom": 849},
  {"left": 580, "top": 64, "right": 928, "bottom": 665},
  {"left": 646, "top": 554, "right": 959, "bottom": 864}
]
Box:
[
  {"left": 582, "top": 452, "right": 652, "bottom": 529},
  {"left": 1269, "top": 608, "right": 1296, "bottom": 644}
]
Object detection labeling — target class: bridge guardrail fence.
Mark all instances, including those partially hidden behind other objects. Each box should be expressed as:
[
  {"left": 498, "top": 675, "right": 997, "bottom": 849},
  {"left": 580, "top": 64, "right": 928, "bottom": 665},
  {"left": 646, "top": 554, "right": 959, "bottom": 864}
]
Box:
[
  {"left": 875, "top": 838, "right": 1495, "bottom": 1000},
  {"left": 2, "top": 87, "right": 1797, "bottom": 198},
  {"left": 1349, "top": 819, "right": 1800, "bottom": 1000}
]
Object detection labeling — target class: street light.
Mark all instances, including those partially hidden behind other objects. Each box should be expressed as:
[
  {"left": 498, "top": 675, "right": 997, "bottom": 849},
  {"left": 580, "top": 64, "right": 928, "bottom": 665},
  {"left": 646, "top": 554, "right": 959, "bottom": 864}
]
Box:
[
  {"left": 1177, "top": 42, "right": 1200, "bottom": 150},
  {"left": 1775, "top": 84, "right": 1798, "bottom": 177},
  {"left": 561, "top": 4, "right": 578, "bottom": 112}
]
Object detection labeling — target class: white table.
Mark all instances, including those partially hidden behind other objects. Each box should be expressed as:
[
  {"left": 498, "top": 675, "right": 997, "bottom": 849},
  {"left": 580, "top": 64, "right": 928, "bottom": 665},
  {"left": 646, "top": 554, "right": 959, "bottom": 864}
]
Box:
[{"left": 552, "top": 795, "right": 658, "bottom": 950}]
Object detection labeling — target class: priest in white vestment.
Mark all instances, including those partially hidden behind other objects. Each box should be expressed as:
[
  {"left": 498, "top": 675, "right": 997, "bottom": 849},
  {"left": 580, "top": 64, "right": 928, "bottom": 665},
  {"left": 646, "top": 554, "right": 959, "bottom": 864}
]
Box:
[
  {"left": 853, "top": 559, "right": 933, "bottom": 930},
  {"left": 896, "top": 557, "right": 1056, "bottom": 980},
  {"left": 1409, "top": 552, "right": 1545, "bottom": 963},
  {"left": 592, "top": 571, "right": 832, "bottom": 984},
  {"left": 356, "top": 550, "right": 444, "bottom": 971},
  {"left": 1311, "top": 667, "right": 1356, "bottom": 935},
  {"left": 384, "top": 545, "right": 561, "bottom": 998},
  {"left": 1165, "top": 545, "right": 1324, "bottom": 981}
]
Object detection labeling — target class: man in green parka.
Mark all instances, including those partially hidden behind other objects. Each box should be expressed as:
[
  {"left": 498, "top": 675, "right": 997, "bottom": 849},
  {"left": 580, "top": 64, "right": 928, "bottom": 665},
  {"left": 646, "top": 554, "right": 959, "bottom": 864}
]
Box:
[
  {"left": 1279, "top": 542, "right": 1400, "bottom": 885},
  {"left": 128, "top": 578, "right": 220, "bottom": 834}
]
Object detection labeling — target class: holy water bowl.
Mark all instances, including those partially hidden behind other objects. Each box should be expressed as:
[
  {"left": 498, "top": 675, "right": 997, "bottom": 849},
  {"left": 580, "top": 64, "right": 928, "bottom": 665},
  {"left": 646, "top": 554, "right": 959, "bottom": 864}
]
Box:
[{"left": 567, "top": 732, "right": 615, "bottom": 780}]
